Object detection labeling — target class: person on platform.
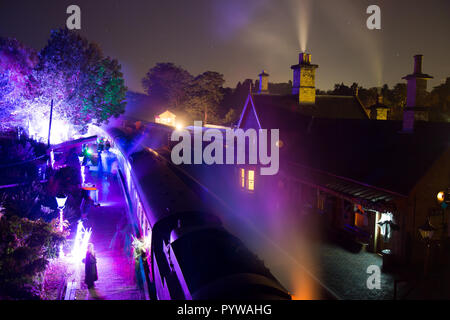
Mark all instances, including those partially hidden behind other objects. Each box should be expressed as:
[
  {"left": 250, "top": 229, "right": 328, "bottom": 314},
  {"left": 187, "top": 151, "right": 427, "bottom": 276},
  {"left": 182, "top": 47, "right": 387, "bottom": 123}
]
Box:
[{"left": 83, "top": 243, "right": 98, "bottom": 289}]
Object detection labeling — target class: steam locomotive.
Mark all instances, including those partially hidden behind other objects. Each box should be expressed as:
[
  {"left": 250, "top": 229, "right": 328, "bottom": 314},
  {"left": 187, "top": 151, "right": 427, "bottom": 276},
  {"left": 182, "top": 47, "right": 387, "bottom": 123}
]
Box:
[{"left": 102, "top": 125, "right": 291, "bottom": 300}]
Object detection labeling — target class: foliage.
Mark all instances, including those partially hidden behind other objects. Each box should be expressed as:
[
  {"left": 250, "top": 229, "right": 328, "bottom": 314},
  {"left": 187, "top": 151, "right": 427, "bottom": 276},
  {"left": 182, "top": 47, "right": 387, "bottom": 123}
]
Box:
[
  {"left": 83, "top": 57, "right": 127, "bottom": 124},
  {"left": 0, "top": 181, "right": 46, "bottom": 220},
  {"left": 132, "top": 235, "right": 150, "bottom": 260},
  {"left": 142, "top": 63, "right": 228, "bottom": 124},
  {"left": 0, "top": 38, "right": 38, "bottom": 130},
  {"left": 31, "top": 28, "right": 127, "bottom": 134},
  {"left": 223, "top": 108, "right": 238, "bottom": 126},
  {"left": 0, "top": 214, "right": 65, "bottom": 299},
  {"left": 0, "top": 135, "right": 48, "bottom": 186},
  {"left": 51, "top": 166, "right": 81, "bottom": 196},
  {"left": 325, "top": 80, "right": 450, "bottom": 122},
  {"left": 428, "top": 77, "right": 450, "bottom": 122},
  {"left": 142, "top": 62, "right": 193, "bottom": 110},
  {"left": 0, "top": 139, "right": 35, "bottom": 165},
  {"left": 184, "top": 71, "right": 225, "bottom": 123}
]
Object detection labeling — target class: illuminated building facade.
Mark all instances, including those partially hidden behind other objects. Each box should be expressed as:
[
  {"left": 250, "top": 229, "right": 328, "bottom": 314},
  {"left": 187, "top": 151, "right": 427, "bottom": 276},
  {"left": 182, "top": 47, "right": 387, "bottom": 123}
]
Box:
[{"left": 155, "top": 110, "right": 177, "bottom": 127}]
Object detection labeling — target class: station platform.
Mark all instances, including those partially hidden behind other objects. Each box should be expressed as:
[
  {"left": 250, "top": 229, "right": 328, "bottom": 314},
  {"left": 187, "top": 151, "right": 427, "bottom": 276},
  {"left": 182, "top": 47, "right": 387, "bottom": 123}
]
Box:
[{"left": 69, "top": 151, "right": 145, "bottom": 300}]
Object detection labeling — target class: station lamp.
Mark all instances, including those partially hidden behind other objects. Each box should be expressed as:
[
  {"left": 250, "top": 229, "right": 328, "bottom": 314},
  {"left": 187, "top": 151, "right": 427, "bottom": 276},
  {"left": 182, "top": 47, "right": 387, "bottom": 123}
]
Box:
[
  {"left": 437, "top": 189, "right": 449, "bottom": 208},
  {"left": 55, "top": 193, "right": 68, "bottom": 233},
  {"left": 78, "top": 154, "right": 84, "bottom": 166},
  {"left": 437, "top": 190, "right": 448, "bottom": 202},
  {"left": 56, "top": 193, "right": 68, "bottom": 209},
  {"left": 418, "top": 217, "right": 436, "bottom": 241}
]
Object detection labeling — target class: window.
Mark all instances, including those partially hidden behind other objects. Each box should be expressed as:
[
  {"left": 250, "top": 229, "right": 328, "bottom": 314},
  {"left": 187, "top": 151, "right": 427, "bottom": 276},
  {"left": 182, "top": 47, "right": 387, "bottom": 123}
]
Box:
[
  {"left": 240, "top": 168, "right": 245, "bottom": 188},
  {"left": 317, "top": 191, "right": 325, "bottom": 211},
  {"left": 248, "top": 170, "right": 255, "bottom": 191}
]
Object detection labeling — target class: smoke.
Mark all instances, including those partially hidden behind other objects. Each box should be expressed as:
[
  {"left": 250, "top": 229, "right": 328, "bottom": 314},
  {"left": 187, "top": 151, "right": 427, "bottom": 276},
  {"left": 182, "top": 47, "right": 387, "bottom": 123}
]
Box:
[
  {"left": 315, "top": 0, "right": 384, "bottom": 86},
  {"left": 288, "top": 0, "right": 313, "bottom": 52}
]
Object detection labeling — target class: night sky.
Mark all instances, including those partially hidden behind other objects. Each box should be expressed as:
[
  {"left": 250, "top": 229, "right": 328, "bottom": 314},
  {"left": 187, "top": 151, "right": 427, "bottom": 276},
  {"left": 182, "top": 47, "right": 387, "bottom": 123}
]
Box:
[{"left": 1, "top": 0, "right": 449, "bottom": 93}]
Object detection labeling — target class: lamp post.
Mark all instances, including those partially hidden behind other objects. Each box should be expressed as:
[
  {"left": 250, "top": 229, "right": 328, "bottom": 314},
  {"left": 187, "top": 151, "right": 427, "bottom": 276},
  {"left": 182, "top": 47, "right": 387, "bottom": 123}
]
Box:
[
  {"left": 78, "top": 154, "right": 86, "bottom": 186},
  {"left": 437, "top": 189, "right": 449, "bottom": 238},
  {"left": 78, "top": 155, "right": 84, "bottom": 166},
  {"left": 56, "top": 193, "right": 68, "bottom": 232},
  {"left": 47, "top": 99, "right": 53, "bottom": 148},
  {"left": 419, "top": 217, "right": 436, "bottom": 276}
]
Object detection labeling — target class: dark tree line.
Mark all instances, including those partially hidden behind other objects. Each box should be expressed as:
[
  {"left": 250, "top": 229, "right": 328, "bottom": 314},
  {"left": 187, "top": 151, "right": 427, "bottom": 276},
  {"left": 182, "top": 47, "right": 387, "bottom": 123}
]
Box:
[{"left": 319, "top": 81, "right": 449, "bottom": 122}]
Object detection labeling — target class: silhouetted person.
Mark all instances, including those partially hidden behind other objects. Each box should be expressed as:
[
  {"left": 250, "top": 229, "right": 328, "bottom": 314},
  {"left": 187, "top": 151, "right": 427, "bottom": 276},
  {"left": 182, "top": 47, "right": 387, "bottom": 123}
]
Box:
[{"left": 84, "top": 243, "right": 98, "bottom": 289}]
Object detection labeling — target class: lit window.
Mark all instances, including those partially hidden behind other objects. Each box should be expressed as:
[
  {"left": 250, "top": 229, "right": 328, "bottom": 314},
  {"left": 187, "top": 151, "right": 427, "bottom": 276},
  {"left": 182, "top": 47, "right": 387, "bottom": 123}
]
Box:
[
  {"left": 354, "top": 205, "right": 368, "bottom": 227},
  {"left": 240, "top": 168, "right": 245, "bottom": 188},
  {"left": 248, "top": 170, "right": 255, "bottom": 191}
]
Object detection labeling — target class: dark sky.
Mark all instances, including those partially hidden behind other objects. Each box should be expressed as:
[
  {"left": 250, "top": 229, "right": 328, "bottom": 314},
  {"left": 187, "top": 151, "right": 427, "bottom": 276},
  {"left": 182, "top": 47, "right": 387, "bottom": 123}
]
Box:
[{"left": 1, "top": 0, "right": 449, "bottom": 93}]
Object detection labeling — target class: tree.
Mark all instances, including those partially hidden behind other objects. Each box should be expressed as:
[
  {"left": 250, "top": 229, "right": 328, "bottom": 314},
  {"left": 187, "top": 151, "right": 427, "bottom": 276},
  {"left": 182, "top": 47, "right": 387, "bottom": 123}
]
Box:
[
  {"left": 80, "top": 56, "right": 127, "bottom": 125},
  {"left": 142, "top": 62, "right": 193, "bottom": 110},
  {"left": 0, "top": 214, "right": 65, "bottom": 299},
  {"left": 329, "top": 82, "right": 355, "bottom": 96},
  {"left": 386, "top": 83, "right": 407, "bottom": 120},
  {"left": 0, "top": 38, "right": 38, "bottom": 130},
  {"left": 223, "top": 108, "right": 238, "bottom": 126},
  {"left": 30, "top": 29, "right": 126, "bottom": 135},
  {"left": 429, "top": 78, "right": 450, "bottom": 122},
  {"left": 0, "top": 71, "right": 14, "bottom": 125},
  {"left": 184, "top": 71, "right": 225, "bottom": 124}
]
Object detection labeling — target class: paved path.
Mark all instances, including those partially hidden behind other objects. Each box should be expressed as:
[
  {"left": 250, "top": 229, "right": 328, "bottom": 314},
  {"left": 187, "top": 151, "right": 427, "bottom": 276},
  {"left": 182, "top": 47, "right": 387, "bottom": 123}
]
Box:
[
  {"left": 316, "top": 241, "right": 395, "bottom": 300},
  {"left": 81, "top": 152, "right": 144, "bottom": 300}
]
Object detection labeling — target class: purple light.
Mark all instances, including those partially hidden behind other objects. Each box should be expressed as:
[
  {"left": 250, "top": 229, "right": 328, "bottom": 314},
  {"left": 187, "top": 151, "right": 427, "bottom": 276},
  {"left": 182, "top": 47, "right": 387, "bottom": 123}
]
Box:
[{"left": 71, "top": 220, "right": 92, "bottom": 264}]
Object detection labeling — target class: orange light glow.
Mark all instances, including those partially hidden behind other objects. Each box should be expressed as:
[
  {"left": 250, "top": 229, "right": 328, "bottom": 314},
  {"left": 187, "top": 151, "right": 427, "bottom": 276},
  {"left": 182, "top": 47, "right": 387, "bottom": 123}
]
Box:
[{"left": 248, "top": 170, "right": 255, "bottom": 191}]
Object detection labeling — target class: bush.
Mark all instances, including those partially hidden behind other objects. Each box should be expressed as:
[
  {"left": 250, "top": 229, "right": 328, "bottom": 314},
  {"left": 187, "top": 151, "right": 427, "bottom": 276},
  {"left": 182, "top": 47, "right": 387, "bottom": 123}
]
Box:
[{"left": 0, "top": 214, "right": 65, "bottom": 299}]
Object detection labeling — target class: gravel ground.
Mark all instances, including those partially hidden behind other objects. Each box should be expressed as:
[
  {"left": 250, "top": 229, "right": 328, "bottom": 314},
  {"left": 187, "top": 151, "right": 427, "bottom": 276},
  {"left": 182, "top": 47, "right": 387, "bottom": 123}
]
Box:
[{"left": 316, "top": 241, "right": 395, "bottom": 300}]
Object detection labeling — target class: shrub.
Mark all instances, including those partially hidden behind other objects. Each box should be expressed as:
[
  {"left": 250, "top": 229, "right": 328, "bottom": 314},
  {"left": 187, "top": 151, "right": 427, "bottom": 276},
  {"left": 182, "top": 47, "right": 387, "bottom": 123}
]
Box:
[{"left": 0, "top": 214, "right": 65, "bottom": 299}]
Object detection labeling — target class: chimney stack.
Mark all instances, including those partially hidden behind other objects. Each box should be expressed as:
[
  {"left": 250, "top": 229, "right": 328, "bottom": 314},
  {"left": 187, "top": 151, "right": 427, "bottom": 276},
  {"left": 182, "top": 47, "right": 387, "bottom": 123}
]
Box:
[
  {"left": 370, "top": 88, "right": 389, "bottom": 120},
  {"left": 414, "top": 54, "right": 423, "bottom": 74},
  {"left": 258, "top": 70, "right": 269, "bottom": 94},
  {"left": 402, "top": 54, "right": 433, "bottom": 132},
  {"left": 291, "top": 52, "right": 319, "bottom": 104}
]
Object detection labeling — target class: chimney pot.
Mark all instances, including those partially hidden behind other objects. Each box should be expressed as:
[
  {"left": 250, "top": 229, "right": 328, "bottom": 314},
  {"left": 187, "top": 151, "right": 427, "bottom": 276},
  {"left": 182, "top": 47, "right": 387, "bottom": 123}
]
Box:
[{"left": 414, "top": 54, "right": 423, "bottom": 74}]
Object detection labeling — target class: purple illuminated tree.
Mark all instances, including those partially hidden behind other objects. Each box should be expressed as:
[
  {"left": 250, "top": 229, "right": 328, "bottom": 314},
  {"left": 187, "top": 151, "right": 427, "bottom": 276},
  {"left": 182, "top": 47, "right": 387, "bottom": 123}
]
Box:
[
  {"left": 32, "top": 29, "right": 126, "bottom": 133},
  {"left": 0, "top": 38, "right": 38, "bottom": 130}
]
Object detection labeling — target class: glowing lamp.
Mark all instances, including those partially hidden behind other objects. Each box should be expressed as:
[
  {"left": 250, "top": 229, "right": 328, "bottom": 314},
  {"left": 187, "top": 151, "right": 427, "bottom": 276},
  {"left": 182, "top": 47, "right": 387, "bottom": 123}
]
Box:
[
  {"left": 56, "top": 194, "right": 68, "bottom": 209},
  {"left": 419, "top": 218, "right": 436, "bottom": 240},
  {"left": 437, "top": 191, "right": 445, "bottom": 203},
  {"left": 78, "top": 155, "right": 85, "bottom": 166},
  {"left": 276, "top": 140, "right": 284, "bottom": 148},
  {"left": 175, "top": 123, "right": 184, "bottom": 131}
]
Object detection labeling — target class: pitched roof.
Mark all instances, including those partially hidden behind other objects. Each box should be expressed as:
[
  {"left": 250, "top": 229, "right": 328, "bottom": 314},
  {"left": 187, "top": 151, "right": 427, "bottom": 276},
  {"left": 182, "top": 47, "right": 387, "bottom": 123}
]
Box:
[
  {"left": 238, "top": 94, "right": 450, "bottom": 197},
  {"left": 157, "top": 110, "right": 177, "bottom": 119},
  {"left": 294, "top": 118, "right": 450, "bottom": 196},
  {"left": 241, "top": 94, "right": 368, "bottom": 124},
  {"left": 238, "top": 93, "right": 368, "bottom": 131}
]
